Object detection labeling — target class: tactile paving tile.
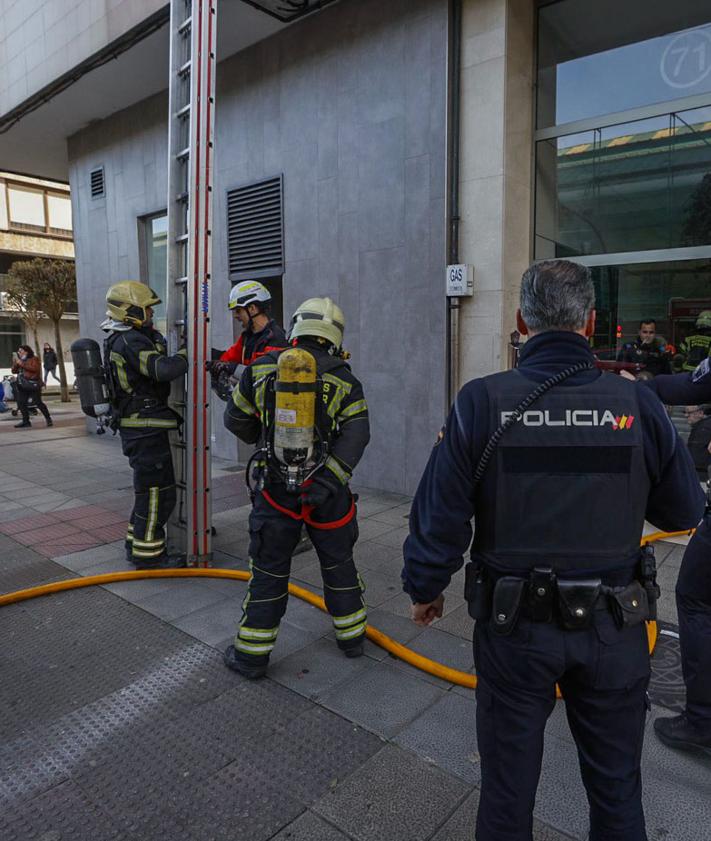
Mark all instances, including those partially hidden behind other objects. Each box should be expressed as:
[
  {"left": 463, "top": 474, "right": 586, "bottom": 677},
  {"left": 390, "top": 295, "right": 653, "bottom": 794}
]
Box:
[
  {"left": 649, "top": 621, "right": 685, "bottom": 712},
  {"left": 0, "top": 779, "right": 121, "bottom": 841},
  {"left": 256, "top": 705, "right": 385, "bottom": 803},
  {"left": 0, "top": 553, "right": 72, "bottom": 595}
]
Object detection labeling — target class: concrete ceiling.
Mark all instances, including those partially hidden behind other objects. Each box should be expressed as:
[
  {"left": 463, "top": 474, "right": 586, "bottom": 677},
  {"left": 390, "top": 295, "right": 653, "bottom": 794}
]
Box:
[{"left": 0, "top": 2, "right": 284, "bottom": 182}]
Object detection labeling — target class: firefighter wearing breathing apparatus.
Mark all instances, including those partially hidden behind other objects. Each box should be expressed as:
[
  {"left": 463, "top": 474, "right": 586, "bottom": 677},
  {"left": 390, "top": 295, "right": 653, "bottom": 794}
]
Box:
[
  {"left": 403, "top": 261, "right": 704, "bottom": 841},
  {"left": 223, "top": 297, "right": 370, "bottom": 679},
  {"left": 101, "top": 281, "right": 188, "bottom": 569}
]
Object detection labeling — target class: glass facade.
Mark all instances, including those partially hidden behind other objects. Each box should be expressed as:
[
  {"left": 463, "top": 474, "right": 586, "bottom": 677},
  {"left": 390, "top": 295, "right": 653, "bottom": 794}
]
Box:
[{"left": 535, "top": 1, "right": 711, "bottom": 381}]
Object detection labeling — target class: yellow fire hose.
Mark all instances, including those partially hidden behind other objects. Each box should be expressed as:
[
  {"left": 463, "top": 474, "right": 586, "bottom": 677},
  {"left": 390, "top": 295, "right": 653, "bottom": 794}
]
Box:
[{"left": 0, "top": 530, "right": 692, "bottom": 692}]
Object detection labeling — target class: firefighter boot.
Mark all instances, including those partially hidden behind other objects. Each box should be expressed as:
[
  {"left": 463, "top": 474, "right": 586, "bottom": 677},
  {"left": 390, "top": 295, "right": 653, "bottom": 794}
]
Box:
[
  {"left": 134, "top": 554, "right": 187, "bottom": 571},
  {"left": 223, "top": 644, "right": 268, "bottom": 679}
]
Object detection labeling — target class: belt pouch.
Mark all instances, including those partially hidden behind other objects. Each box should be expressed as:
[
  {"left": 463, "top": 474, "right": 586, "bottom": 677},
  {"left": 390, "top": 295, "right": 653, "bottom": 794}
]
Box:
[
  {"left": 491, "top": 577, "right": 525, "bottom": 636},
  {"left": 557, "top": 579, "right": 601, "bottom": 630},
  {"left": 464, "top": 562, "right": 492, "bottom": 621},
  {"left": 528, "top": 567, "right": 556, "bottom": 622},
  {"left": 608, "top": 581, "right": 649, "bottom": 629}
]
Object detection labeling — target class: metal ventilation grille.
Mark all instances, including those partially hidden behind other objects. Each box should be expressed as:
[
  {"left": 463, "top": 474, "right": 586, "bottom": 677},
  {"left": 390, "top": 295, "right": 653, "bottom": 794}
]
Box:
[
  {"left": 90, "top": 167, "right": 105, "bottom": 198},
  {"left": 239, "top": 0, "right": 339, "bottom": 23},
  {"left": 227, "top": 175, "right": 284, "bottom": 280}
]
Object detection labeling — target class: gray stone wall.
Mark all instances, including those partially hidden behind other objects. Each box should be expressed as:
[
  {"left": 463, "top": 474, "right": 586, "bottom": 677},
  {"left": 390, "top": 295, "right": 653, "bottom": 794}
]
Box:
[{"left": 68, "top": 0, "right": 448, "bottom": 495}]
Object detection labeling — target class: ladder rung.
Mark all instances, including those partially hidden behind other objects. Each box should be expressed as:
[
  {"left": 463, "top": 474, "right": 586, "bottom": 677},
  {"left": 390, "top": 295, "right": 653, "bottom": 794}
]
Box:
[
  {"left": 175, "top": 233, "right": 189, "bottom": 243},
  {"left": 177, "top": 192, "right": 189, "bottom": 203},
  {"left": 175, "top": 319, "right": 185, "bottom": 326},
  {"left": 175, "top": 441, "right": 187, "bottom": 449},
  {"left": 176, "top": 147, "right": 190, "bottom": 161},
  {"left": 176, "top": 482, "right": 187, "bottom": 490},
  {"left": 175, "top": 276, "right": 188, "bottom": 285},
  {"left": 178, "top": 16, "right": 191, "bottom": 34},
  {"left": 179, "top": 60, "right": 191, "bottom": 76},
  {"left": 175, "top": 103, "right": 191, "bottom": 119},
  {"left": 174, "top": 401, "right": 187, "bottom": 408}
]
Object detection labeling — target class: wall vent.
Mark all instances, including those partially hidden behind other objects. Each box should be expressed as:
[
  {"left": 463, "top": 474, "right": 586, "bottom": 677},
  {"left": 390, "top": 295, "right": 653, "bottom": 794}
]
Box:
[
  {"left": 90, "top": 167, "right": 105, "bottom": 198},
  {"left": 227, "top": 175, "right": 284, "bottom": 281}
]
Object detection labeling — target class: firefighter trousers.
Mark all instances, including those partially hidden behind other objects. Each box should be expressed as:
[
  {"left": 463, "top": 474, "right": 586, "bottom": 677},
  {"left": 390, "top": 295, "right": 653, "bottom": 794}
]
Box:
[
  {"left": 235, "top": 483, "right": 366, "bottom": 663},
  {"left": 121, "top": 432, "right": 177, "bottom": 564}
]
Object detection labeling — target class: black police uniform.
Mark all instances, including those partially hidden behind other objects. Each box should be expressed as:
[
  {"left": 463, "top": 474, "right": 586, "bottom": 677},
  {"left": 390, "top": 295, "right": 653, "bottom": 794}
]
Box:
[
  {"left": 646, "top": 360, "right": 711, "bottom": 744},
  {"left": 616, "top": 337, "right": 671, "bottom": 376},
  {"left": 224, "top": 338, "right": 370, "bottom": 668},
  {"left": 403, "top": 332, "right": 704, "bottom": 841},
  {"left": 104, "top": 326, "right": 187, "bottom": 566}
]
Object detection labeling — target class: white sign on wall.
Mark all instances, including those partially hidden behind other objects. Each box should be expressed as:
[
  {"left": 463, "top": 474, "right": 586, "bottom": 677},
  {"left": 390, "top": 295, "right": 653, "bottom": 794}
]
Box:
[{"left": 446, "top": 264, "right": 474, "bottom": 297}]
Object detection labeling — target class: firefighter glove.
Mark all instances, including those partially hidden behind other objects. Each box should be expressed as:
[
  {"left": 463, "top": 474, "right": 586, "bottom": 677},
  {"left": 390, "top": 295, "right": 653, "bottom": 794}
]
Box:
[{"left": 302, "top": 473, "right": 339, "bottom": 508}]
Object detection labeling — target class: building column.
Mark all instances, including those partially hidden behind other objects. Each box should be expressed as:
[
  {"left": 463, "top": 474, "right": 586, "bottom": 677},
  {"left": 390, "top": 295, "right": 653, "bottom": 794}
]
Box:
[{"left": 455, "top": 0, "right": 534, "bottom": 386}]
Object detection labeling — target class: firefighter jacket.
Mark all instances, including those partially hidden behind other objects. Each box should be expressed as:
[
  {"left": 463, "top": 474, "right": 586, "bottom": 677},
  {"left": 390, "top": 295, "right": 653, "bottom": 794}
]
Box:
[
  {"left": 680, "top": 333, "right": 711, "bottom": 372},
  {"left": 616, "top": 337, "right": 671, "bottom": 376},
  {"left": 105, "top": 326, "right": 188, "bottom": 439},
  {"left": 403, "top": 331, "right": 705, "bottom": 605},
  {"left": 219, "top": 319, "right": 288, "bottom": 367},
  {"left": 224, "top": 339, "right": 370, "bottom": 488}
]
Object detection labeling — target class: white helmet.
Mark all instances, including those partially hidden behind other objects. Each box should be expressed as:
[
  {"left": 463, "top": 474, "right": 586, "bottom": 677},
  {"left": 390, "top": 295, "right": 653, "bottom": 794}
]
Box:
[
  {"left": 228, "top": 280, "right": 271, "bottom": 311},
  {"left": 289, "top": 297, "right": 345, "bottom": 349}
]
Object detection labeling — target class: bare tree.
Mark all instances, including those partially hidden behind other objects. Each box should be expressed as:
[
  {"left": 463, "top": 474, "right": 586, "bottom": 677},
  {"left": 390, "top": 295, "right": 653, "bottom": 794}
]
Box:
[
  {"left": 8, "top": 258, "right": 77, "bottom": 402},
  {"left": 3, "top": 276, "right": 43, "bottom": 354}
]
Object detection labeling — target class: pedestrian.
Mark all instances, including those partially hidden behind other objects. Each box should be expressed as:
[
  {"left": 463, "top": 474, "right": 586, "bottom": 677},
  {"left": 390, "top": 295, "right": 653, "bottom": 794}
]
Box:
[
  {"left": 622, "top": 358, "right": 711, "bottom": 755},
  {"left": 403, "top": 259, "right": 705, "bottom": 841},
  {"left": 0, "top": 379, "right": 8, "bottom": 413},
  {"left": 102, "top": 280, "right": 188, "bottom": 569},
  {"left": 616, "top": 319, "right": 672, "bottom": 376},
  {"left": 223, "top": 297, "right": 370, "bottom": 679},
  {"left": 11, "top": 345, "right": 53, "bottom": 428},
  {"left": 42, "top": 342, "right": 60, "bottom": 385}
]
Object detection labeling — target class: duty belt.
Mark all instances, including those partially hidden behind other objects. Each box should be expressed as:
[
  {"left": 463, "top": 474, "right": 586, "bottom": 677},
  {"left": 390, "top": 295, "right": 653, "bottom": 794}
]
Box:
[{"left": 464, "top": 555, "right": 658, "bottom": 635}]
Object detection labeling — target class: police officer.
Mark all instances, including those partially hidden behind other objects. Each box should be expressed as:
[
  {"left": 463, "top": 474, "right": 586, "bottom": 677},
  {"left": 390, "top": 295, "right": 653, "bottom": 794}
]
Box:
[
  {"left": 677, "top": 310, "right": 711, "bottom": 372},
  {"left": 403, "top": 260, "right": 704, "bottom": 841},
  {"left": 625, "top": 359, "right": 711, "bottom": 754},
  {"left": 616, "top": 319, "right": 671, "bottom": 376},
  {"left": 223, "top": 297, "right": 369, "bottom": 679},
  {"left": 102, "top": 281, "right": 188, "bottom": 569}
]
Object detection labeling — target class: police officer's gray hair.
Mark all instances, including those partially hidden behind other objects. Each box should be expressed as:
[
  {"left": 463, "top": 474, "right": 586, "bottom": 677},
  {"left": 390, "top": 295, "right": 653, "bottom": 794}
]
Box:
[{"left": 519, "top": 260, "right": 595, "bottom": 332}]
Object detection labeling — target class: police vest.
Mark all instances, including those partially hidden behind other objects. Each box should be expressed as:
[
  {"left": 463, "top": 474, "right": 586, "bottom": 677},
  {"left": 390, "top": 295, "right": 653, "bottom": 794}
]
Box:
[{"left": 471, "top": 369, "right": 649, "bottom": 575}]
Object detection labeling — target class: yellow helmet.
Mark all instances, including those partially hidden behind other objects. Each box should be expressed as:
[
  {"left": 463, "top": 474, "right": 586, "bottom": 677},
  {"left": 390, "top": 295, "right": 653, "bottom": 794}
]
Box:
[
  {"left": 106, "top": 281, "right": 161, "bottom": 327},
  {"left": 289, "top": 297, "right": 345, "bottom": 349}
]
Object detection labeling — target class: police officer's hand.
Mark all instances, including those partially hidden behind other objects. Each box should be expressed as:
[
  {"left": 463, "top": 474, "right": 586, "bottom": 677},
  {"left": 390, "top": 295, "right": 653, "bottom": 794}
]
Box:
[
  {"left": 302, "top": 474, "right": 338, "bottom": 508},
  {"left": 411, "top": 594, "right": 444, "bottom": 627},
  {"left": 619, "top": 369, "right": 636, "bottom": 381}
]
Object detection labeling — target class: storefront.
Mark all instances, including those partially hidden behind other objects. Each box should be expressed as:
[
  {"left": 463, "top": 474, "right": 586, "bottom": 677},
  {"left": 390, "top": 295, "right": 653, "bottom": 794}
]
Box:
[{"left": 535, "top": 0, "right": 711, "bottom": 363}]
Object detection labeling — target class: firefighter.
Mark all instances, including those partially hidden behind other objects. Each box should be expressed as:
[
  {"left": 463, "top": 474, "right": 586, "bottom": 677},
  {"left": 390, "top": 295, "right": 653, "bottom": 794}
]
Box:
[
  {"left": 403, "top": 261, "right": 704, "bottom": 840},
  {"left": 208, "top": 281, "right": 287, "bottom": 392},
  {"left": 677, "top": 310, "right": 711, "bottom": 372},
  {"left": 102, "top": 281, "right": 188, "bottom": 569},
  {"left": 222, "top": 297, "right": 370, "bottom": 678}
]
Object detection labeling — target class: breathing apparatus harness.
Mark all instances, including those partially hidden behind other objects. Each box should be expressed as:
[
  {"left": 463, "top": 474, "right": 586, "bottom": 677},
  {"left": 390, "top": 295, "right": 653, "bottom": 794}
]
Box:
[{"left": 461, "top": 360, "right": 660, "bottom": 633}]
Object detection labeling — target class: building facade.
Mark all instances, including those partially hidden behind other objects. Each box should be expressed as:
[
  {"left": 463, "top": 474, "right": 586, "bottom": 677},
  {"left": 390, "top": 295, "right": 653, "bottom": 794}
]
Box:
[
  {"left": 0, "top": 172, "right": 78, "bottom": 373},
  {"left": 1, "top": 0, "right": 709, "bottom": 491}
]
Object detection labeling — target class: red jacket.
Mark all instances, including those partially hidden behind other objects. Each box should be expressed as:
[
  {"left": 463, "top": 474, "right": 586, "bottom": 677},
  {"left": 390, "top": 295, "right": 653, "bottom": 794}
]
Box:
[{"left": 220, "top": 319, "right": 287, "bottom": 366}]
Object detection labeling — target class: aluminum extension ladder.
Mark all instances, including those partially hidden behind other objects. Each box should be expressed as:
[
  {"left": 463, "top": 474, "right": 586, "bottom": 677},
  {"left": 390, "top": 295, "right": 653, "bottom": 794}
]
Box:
[{"left": 164, "top": 0, "right": 217, "bottom": 565}]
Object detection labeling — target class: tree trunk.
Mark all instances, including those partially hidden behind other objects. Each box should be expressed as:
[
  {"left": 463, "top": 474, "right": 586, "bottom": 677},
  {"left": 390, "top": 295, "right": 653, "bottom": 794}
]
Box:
[
  {"left": 53, "top": 319, "right": 70, "bottom": 402},
  {"left": 32, "top": 326, "right": 40, "bottom": 356}
]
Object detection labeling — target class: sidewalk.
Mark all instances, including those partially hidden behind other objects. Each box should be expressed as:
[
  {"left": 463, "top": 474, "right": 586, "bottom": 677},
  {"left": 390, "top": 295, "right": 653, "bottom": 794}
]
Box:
[{"left": 0, "top": 426, "right": 708, "bottom": 841}]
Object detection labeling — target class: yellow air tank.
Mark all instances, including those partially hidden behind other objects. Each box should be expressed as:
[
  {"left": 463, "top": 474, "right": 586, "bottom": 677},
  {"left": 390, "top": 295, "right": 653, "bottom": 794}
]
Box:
[{"left": 274, "top": 348, "right": 318, "bottom": 489}]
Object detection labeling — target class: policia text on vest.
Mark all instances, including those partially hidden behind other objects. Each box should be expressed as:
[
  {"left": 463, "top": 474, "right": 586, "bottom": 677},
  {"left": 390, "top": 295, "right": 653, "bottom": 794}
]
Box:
[{"left": 403, "top": 260, "right": 704, "bottom": 841}]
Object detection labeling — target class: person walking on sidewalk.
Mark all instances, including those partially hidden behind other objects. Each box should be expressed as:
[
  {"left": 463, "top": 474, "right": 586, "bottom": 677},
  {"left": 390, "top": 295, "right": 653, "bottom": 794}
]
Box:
[
  {"left": 223, "top": 297, "right": 370, "bottom": 679},
  {"left": 42, "top": 343, "right": 60, "bottom": 386},
  {"left": 102, "top": 281, "right": 189, "bottom": 570},
  {"left": 11, "top": 345, "right": 53, "bottom": 428},
  {"left": 403, "top": 260, "right": 704, "bottom": 841}
]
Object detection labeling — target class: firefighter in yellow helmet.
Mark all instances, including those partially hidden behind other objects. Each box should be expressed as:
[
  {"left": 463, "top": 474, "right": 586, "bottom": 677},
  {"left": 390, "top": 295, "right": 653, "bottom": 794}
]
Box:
[
  {"left": 678, "top": 310, "right": 711, "bottom": 372},
  {"left": 102, "top": 281, "right": 188, "bottom": 569},
  {"left": 223, "top": 297, "right": 370, "bottom": 678}
]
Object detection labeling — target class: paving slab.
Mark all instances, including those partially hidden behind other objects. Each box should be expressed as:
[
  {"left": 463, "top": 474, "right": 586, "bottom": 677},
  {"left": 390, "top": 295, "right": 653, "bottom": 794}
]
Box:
[
  {"left": 271, "top": 810, "right": 355, "bottom": 841},
  {"left": 320, "top": 660, "right": 446, "bottom": 739},
  {"left": 313, "top": 743, "right": 470, "bottom": 841}
]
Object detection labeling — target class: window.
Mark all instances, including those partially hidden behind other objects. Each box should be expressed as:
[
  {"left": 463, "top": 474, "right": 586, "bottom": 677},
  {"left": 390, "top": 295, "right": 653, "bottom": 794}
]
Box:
[
  {"left": 5, "top": 182, "right": 73, "bottom": 238},
  {"left": 0, "top": 318, "right": 25, "bottom": 368},
  {"left": 139, "top": 213, "right": 168, "bottom": 334},
  {"left": 537, "top": 0, "right": 711, "bottom": 130}
]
